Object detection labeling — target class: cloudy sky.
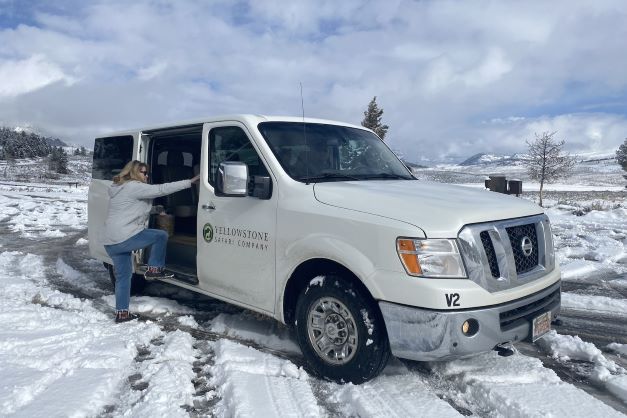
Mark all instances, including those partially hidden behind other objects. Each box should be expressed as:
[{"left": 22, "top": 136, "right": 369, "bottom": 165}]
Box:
[{"left": 1, "top": 0, "right": 626, "bottom": 162}]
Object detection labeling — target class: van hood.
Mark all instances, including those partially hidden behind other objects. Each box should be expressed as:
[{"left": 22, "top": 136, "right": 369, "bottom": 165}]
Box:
[{"left": 313, "top": 180, "right": 543, "bottom": 238}]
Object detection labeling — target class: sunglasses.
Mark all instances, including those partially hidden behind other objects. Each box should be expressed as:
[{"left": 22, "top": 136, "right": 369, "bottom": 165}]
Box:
[{"left": 140, "top": 171, "right": 148, "bottom": 175}]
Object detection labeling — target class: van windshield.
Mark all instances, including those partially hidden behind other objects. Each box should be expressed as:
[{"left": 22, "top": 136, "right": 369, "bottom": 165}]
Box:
[{"left": 258, "top": 122, "right": 414, "bottom": 183}]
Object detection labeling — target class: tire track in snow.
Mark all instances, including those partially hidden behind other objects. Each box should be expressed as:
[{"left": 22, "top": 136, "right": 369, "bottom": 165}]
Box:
[
  {"left": 555, "top": 308, "right": 627, "bottom": 347},
  {"left": 324, "top": 360, "right": 465, "bottom": 418},
  {"left": 0, "top": 250, "right": 165, "bottom": 417},
  {"left": 106, "top": 331, "right": 200, "bottom": 418},
  {"left": 167, "top": 313, "right": 470, "bottom": 417},
  {"left": 517, "top": 342, "right": 627, "bottom": 414},
  {"left": 208, "top": 339, "right": 323, "bottom": 417},
  {"left": 148, "top": 316, "right": 469, "bottom": 417},
  {"left": 427, "top": 350, "right": 626, "bottom": 418},
  {"left": 39, "top": 242, "right": 328, "bottom": 417},
  {"left": 403, "top": 361, "right": 480, "bottom": 417}
]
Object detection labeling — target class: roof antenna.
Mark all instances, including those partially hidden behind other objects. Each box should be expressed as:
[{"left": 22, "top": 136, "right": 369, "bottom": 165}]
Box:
[{"left": 300, "top": 82, "right": 305, "bottom": 121}]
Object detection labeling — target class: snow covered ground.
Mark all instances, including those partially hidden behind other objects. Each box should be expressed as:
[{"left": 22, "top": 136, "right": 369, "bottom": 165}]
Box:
[{"left": 0, "top": 155, "right": 626, "bottom": 417}]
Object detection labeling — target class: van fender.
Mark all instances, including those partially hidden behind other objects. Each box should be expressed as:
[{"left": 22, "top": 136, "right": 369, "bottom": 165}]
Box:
[{"left": 276, "top": 233, "right": 385, "bottom": 322}]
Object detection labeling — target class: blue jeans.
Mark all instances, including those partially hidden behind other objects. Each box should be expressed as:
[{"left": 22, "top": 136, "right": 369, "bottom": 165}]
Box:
[{"left": 104, "top": 228, "right": 168, "bottom": 311}]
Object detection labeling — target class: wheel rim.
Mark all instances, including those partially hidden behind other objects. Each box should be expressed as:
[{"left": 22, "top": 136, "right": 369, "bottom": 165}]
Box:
[{"left": 306, "top": 296, "right": 359, "bottom": 365}]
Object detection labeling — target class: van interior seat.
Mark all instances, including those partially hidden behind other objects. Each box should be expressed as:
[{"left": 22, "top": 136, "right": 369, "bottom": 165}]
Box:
[{"left": 163, "top": 151, "right": 196, "bottom": 217}]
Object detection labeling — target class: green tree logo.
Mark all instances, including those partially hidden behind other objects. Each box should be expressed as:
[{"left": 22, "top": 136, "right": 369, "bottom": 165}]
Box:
[{"left": 203, "top": 223, "right": 214, "bottom": 243}]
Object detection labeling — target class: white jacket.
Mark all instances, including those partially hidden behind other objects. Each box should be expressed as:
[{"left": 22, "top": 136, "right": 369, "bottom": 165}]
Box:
[{"left": 102, "top": 179, "right": 192, "bottom": 245}]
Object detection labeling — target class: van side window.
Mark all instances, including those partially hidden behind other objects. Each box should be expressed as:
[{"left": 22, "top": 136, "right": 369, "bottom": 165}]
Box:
[
  {"left": 92, "top": 135, "right": 134, "bottom": 180},
  {"left": 209, "top": 127, "right": 268, "bottom": 191}
]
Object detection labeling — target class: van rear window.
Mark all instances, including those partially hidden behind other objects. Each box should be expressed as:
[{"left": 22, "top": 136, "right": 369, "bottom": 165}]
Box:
[{"left": 92, "top": 135, "right": 134, "bottom": 180}]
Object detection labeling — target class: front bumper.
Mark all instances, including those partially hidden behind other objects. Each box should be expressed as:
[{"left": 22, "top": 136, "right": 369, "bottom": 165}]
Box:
[{"left": 379, "top": 281, "right": 561, "bottom": 361}]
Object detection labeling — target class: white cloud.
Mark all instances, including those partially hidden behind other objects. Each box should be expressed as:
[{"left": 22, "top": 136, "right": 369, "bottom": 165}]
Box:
[
  {"left": 461, "top": 48, "right": 513, "bottom": 87},
  {"left": 0, "top": 55, "right": 73, "bottom": 97},
  {"left": 474, "top": 113, "right": 627, "bottom": 155},
  {"left": 0, "top": 0, "right": 625, "bottom": 161},
  {"left": 137, "top": 62, "right": 168, "bottom": 81}
]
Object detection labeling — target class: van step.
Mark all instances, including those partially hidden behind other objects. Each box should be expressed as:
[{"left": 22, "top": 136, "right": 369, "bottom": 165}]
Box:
[
  {"left": 136, "top": 264, "right": 198, "bottom": 285},
  {"left": 165, "top": 264, "right": 199, "bottom": 285}
]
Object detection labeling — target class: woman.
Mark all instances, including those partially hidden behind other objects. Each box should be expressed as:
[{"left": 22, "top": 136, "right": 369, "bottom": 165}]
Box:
[{"left": 102, "top": 160, "right": 199, "bottom": 323}]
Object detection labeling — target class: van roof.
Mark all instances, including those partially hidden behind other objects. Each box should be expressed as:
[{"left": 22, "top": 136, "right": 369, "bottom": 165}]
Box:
[{"left": 97, "top": 114, "right": 369, "bottom": 138}]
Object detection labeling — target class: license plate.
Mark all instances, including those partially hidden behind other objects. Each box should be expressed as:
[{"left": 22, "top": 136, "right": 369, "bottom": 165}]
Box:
[{"left": 532, "top": 311, "right": 551, "bottom": 341}]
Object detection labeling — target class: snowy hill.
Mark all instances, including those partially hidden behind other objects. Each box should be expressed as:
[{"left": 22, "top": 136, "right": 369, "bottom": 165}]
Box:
[
  {"left": 457, "top": 151, "right": 618, "bottom": 167},
  {"left": 458, "top": 153, "right": 523, "bottom": 166},
  {"left": 0, "top": 154, "right": 92, "bottom": 184},
  {"left": 10, "top": 124, "right": 64, "bottom": 145},
  {"left": 413, "top": 151, "right": 625, "bottom": 193}
]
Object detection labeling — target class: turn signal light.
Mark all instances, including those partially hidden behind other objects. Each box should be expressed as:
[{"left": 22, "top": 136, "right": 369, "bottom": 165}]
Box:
[
  {"left": 396, "top": 237, "right": 467, "bottom": 278},
  {"left": 396, "top": 239, "right": 423, "bottom": 275}
]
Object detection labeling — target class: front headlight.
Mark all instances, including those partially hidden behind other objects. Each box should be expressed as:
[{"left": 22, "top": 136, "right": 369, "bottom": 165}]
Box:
[{"left": 396, "top": 238, "right": 467, "bottom": 278}]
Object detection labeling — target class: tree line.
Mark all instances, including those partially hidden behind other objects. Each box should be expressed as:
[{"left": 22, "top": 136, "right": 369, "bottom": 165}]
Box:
[
  {"left": 0, "top": 127, "right": 56, "bottom": 160},
  {"left": 0, "top": 127, "right": 77, "bottom": 174}
]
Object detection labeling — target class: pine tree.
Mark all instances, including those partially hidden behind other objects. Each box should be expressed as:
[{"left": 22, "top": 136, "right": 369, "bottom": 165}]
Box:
[
  {"left": 49, "top": 147, "right": 69, "bottom": 174},
  {"left": 617, "top": 138, "right": 627, "bottom": 171},
  {"left": 617, "top": 138, "right": 627, "bottom": 187},
  {"left": 361, "top": 96, "right": 389, "bottom": 140},
  {"left": 57, "top": 147, "right": 68, "bottom": 174},
  {"left": 523, "top": 131, "right": 574, "bottom": 207},
  {"left": 48, "top": 147, "right": 58, "bottom": 171}
]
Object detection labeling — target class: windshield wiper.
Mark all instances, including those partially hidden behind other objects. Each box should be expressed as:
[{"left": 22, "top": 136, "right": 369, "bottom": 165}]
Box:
[
  {"left": 298, "top": 173, "right": 361, "bottom": 183},
  {"left": 358, "top": 172, "right": 414, "bottom": 180}
]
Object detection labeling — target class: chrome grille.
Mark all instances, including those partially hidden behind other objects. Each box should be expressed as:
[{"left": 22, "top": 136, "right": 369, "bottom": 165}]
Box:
[
  {"left": 457, "top": 214, "right": 555, "bottom": 293},
  {"left": 506, "top": 223, "right": 539, "bottom": 274},
  {"left": 480, "top": 231, "right": 500, "bottom": 278}
]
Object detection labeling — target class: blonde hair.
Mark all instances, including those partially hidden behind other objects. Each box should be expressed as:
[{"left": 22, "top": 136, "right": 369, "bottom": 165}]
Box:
[{"left": 113, "top": 160, "right": 149, "bottom": 184}]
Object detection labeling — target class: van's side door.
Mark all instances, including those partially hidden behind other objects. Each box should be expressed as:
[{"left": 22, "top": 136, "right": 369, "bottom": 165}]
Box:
[
  {"left": 196, "top": 122, "right": 277, "bottom": 313},
  {"left": 88, "top": 134, "right": 138, "bottom": 262}
]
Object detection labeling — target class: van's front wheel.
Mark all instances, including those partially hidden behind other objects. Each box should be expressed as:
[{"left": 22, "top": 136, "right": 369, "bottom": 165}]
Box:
[
  {"left": 295, "top": 274, "right": 390, "bottom": 384},
  {"left": 104, "top": 263, "right": 146, "bottom": 295}
]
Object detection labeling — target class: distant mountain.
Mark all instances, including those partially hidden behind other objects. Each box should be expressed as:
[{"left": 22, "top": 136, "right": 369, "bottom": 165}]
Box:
[
  {"left": 11, "top": 125, "right": 67, "bottom": 147},
  {"left": 458, "top": 150, "right": 618, "bottom": 167},
  {"left": 402, "top": 160, "right": 428, "bottom": 170},
  {"left": 12, "top": 124, "right": 39, "bottom": 135},
  {"left": 46, "top": 137, "right": 67, "bottom": 147},
  {"left": 458, "top": 153, "right": 523, "bottom": 166},
  {"left": 572, "top": 151, "right": 618, "bottom": 162}
]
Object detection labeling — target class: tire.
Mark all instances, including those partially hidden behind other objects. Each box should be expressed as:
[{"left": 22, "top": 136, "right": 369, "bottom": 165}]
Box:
[
  {"left": 295, "top": 274, "right": 391, "bottom": 384},
  {"left": 104, "top": 262, "right": 146, "bottom": 295}
]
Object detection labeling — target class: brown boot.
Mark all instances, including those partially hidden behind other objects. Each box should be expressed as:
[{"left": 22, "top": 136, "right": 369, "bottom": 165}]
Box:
[
  {"left": 115, "top": 310, "right": 140, "bottom": 323},
  {"left": 144, "top": 266, "right": 175, "bottom": 281}
]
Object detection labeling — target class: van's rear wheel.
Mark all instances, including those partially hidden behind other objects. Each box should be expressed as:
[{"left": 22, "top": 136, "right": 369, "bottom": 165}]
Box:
[
  {"left": 104, "top": 263, "right": 146, "bottom": 295},
  {"left": 295, "top": 274, "right": 390, "bottom": 384}
]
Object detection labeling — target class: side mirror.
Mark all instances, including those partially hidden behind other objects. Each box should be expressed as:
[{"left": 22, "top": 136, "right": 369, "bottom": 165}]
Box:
[
  {"left": 252, "top": 175, "right": 272, "bottom": 200},
  {"left": 217, "top": 161, "right": 248, "bottom": 197}
]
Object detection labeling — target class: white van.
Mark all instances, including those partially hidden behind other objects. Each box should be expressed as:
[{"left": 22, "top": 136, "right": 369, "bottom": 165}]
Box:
[{"left": 88, "top": 115, "right": 561, "bottom": 383}]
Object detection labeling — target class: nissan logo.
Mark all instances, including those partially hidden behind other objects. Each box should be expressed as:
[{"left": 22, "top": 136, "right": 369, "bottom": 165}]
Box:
[{"left": 521, "top": 236, "right": 533, "bottom": 256}]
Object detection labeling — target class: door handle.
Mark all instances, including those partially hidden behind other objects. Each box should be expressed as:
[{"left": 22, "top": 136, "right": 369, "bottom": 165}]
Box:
[{"left": 202, "top": 203, "right": 216, "bottom": 211}]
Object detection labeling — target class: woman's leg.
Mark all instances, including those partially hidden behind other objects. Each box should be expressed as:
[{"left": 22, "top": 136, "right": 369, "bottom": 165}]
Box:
[
  {"left": 105, "top": 246, "right": 133, "bottom": 312},
  {"left": 114, "top": 229, "right": 169, "bottom": 268},
  {"left": 106, "top": 229, "right": 171, "bottom": 285},
  {"left": 142, "top": 229, "right": 169, "bottom": 268}
]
